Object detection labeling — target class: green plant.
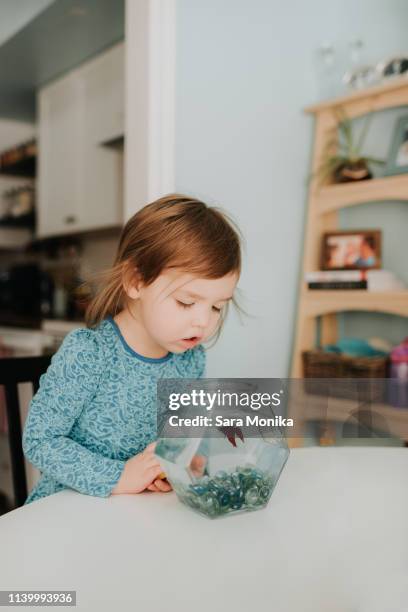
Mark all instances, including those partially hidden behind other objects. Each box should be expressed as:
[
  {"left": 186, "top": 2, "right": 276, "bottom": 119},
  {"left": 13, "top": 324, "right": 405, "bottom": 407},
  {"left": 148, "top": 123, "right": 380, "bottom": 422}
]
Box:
[{"left": 316, "top": 108, "right": 385, "bottom": 184}]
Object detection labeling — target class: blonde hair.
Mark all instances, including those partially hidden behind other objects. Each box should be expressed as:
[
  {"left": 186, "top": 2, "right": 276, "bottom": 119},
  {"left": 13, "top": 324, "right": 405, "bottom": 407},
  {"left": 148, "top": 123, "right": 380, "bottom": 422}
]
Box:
[{"left": 83, "top": 194, "right": 244, "bottom": 344}]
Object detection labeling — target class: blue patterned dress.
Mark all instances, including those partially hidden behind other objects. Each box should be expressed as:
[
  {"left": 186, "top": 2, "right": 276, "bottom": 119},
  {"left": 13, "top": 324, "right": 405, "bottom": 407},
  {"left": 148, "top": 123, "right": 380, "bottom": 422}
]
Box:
[{"left": 22, "top": 316, "right": 205, "bottom": 504}]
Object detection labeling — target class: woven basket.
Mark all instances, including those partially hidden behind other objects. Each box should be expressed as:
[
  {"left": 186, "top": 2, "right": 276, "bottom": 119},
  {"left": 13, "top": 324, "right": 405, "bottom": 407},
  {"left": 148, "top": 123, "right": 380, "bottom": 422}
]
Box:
[{"left": 302, "top": 349, "right": 389, "bottom": 402}]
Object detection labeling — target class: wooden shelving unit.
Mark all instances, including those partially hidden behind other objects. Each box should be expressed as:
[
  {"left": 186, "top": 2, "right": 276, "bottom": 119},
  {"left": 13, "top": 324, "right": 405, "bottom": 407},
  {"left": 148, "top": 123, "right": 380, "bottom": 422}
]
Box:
[
  {"left": 291, "top": 76, "right": 408, "bottom": 379},
  {"left": 302, "top": 289, "right": 408, "bottom": 318}
]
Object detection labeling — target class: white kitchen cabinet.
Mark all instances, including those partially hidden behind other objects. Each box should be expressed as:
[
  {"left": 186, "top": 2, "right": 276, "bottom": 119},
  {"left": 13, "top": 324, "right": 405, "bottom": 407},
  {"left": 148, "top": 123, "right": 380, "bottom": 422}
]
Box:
[
  {"left": 77, "top": 44, "right": 124, "bottom": 232},
  {"left": 80, "top": 43, "right": 124, "bottom": 145},
  {"left": 37, "top": 42, "right": 124, "bottom": 238},
  {"left": 37, "top": 70, "right": 82, "bottom": 237}
]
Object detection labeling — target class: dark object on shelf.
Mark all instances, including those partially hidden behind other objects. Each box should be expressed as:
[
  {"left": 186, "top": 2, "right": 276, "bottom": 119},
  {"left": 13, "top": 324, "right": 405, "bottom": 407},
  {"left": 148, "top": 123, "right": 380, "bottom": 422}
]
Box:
[
  {"left": 302, "top": 349, "right": 389, "bottom": 402},
  {"left": 0, "top": 139, "right": 36, "bottom": 177},
  {"left": 303, "top": 349, "right": 388, "bottom": 377},
  {"left": 0, "top": 210, "right": 35, "bottom": 229},
  {"left": 333, "top": 160, "right": 372, "bottom": 183},
  {"left": 0, "top": 264, "right": 54, "bottom": 319},
  {"left": 377, "top": 56, "right": 408, "bottom": 79},
  {"left": 308, "top": 280, "right": 367, "bottom": 289},
  {"left": 0, "top": 354, "right": 52, "bottom": 507},
  {"left": 0, "top": 311, "right": 42, "bottom": 329}
]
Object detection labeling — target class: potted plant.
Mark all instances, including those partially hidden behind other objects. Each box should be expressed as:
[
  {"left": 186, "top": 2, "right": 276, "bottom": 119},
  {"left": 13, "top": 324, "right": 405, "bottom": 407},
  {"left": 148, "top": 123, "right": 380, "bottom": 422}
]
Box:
[{"left": 316, "top": 109, "right": 385, "bottom": 184}]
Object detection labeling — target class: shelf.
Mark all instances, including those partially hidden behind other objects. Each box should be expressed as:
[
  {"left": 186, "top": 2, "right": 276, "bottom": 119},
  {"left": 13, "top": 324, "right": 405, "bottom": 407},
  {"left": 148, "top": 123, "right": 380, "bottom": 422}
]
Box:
[
  {"left": 305, "top": 74, "right": 408, "bottom": 114},
  {"left": 314, "top": 174, "right": 408, "bottom": 214},
  {"left": 0, "top": 227, "right": 33, "bottom": 249},
  {"left": 302, "top": 289, "right": 408, "bottom": 318}
]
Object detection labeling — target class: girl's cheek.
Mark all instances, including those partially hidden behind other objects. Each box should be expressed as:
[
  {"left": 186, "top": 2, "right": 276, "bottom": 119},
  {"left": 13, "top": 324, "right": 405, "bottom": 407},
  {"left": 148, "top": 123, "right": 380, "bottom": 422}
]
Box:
[{"left": 206, "top": 315, "right": 221, "bottom": 337}]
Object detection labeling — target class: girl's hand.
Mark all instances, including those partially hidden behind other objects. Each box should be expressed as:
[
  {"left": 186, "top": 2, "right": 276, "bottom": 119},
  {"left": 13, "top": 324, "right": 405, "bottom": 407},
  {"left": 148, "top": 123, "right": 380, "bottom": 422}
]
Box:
[
  {"left": 146, "top": 477, "right": 173, "bottom": 493},
  {"left": 111, "top": 442, "right": 166, "bottom": 495},
  {"left": 189, "top": 454, "right": 207, "bottom": 478},
  {"left": 146, "top": 454, "right": 206, "bottom": 492}
]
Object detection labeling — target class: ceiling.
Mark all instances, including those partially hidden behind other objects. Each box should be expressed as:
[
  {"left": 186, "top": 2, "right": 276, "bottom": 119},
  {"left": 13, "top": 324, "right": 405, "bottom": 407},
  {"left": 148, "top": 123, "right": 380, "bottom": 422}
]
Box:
[
  {"left": 0, "top": 0, "right": 124, "bottom": 122},
  {"left": 0, "top": 0, "right": 54, "bottom": 47}
]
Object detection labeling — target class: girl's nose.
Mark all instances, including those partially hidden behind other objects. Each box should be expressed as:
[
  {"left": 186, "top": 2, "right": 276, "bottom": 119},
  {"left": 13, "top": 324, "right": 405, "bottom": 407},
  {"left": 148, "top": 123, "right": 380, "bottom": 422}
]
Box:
[{"left": 191, "top": 308, "right": 211, "bottom": 330}]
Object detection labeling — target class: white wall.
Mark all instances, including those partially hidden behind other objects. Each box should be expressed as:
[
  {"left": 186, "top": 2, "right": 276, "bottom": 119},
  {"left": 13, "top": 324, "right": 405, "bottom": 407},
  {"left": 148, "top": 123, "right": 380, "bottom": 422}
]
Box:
[
  {"left": 124, "top": 0, "right": 176, "bottom": 221},
  {"left": 174, "top": 0, "right": 408, "bottom": 377}
]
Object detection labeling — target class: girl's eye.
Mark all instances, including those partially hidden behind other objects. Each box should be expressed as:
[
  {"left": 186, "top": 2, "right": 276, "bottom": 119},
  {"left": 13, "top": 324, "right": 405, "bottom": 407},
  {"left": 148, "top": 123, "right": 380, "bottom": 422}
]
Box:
[{"left": 176, "top": 300, "right": 222, "bottom": 313}]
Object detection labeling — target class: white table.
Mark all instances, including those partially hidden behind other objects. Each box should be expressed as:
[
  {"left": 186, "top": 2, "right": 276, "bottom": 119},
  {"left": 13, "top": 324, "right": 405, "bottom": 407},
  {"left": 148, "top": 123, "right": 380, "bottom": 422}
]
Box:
[{"left": 1, "top": 448, "right": 407, "bottom": 612}]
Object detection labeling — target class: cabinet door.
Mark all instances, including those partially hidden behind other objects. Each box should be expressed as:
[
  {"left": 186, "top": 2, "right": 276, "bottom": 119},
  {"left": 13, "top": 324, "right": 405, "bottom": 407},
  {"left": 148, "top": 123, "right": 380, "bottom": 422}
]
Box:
[
  {"left": 80, "top": 43, "right": 124, "bottom": 145},
  {"left": 77, "top": 44, "right": 124, "bottom": 231},
  {"left": 37, "top": 72, "right": 82, "bottom": 238}
]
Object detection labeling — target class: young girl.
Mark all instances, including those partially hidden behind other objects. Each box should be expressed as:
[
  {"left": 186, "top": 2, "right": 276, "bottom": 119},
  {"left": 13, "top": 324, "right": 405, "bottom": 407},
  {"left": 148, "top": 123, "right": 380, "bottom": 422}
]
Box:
[{"left": 22, "top": 194, "right": 242, "bottom": 504}]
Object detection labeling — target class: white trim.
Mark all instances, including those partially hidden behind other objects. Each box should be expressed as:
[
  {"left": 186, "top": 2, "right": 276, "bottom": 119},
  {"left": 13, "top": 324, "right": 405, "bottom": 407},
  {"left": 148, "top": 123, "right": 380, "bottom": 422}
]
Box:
[
  {"left": 125, "top": 0, "right": 176, "bottom": 220},
  {"left": 148, "top": 0, "right": 176, "bottom": 198}
]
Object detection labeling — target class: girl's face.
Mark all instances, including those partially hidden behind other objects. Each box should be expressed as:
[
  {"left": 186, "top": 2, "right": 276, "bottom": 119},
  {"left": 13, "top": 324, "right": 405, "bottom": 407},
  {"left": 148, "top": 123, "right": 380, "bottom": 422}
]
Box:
[{"left": 126, "top": 269, "right": 239, "bottom": 353}]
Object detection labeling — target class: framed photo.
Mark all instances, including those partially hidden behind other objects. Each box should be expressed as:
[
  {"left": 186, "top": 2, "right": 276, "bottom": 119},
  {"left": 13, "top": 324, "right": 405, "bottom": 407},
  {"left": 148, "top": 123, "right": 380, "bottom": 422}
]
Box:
[
  {"left": 385, "top": 115, "right": 408, "bottom": 176},
  {"left": 321, "top": 230, "right": 382, "bottom": 271}
]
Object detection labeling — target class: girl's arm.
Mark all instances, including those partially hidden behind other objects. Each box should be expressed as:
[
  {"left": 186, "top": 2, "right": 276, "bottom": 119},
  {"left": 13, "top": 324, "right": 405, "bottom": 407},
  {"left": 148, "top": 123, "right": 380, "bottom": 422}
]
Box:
[{"left": 22, "top": 329, "right": 126, "bottom": 498}]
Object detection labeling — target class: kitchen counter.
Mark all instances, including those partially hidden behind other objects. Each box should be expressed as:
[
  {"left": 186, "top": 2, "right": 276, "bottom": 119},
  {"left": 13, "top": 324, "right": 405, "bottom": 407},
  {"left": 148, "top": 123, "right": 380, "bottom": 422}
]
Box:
[{"left": 0, "top": 447, "right": 407, "bottom": 612}]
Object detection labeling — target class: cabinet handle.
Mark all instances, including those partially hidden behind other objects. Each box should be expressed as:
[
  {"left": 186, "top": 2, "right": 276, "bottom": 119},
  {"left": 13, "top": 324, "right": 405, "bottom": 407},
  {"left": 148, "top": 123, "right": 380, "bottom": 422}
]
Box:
[{"left": 64, "top": 215, "right": 77, "bottom": 224}]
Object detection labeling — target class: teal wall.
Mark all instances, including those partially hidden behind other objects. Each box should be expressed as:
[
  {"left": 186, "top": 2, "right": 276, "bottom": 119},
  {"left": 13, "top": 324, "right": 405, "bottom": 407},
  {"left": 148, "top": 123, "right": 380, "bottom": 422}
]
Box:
[{"left": 175, "top": 0, "right": 408, "bottom": 376}]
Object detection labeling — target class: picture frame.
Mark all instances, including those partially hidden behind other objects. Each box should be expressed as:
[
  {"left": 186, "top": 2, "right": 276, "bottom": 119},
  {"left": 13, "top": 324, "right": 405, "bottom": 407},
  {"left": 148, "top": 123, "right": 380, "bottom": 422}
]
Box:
[
  {"left": 385, "top": 115, "right": 408, "bottom": 176},
  {"left": 321, "top": 230, "right": 382, "bottom": 271}
]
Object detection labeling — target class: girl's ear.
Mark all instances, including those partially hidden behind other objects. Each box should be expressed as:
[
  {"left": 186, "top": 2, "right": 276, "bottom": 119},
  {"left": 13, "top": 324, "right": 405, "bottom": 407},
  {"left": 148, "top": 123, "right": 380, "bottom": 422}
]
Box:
[{"left": 122, "top": 262, "right": 143, "bottom": 299}]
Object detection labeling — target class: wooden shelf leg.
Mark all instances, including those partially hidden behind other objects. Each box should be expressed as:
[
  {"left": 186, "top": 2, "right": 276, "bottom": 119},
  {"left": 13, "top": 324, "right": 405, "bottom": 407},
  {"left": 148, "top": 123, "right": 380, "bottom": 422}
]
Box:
[
  {"left": 320, "top": 313, "right": 338, "bottom": 346},
  {"left": 290, "top": 312, "right": 317, "bottom": 378}
]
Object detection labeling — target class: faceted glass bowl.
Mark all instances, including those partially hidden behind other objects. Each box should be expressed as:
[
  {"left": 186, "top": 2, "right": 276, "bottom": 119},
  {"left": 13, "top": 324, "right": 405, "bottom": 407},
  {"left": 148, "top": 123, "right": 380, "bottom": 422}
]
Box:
[{"left": 155, "top": 434, "right": 289, "bottom": 519}]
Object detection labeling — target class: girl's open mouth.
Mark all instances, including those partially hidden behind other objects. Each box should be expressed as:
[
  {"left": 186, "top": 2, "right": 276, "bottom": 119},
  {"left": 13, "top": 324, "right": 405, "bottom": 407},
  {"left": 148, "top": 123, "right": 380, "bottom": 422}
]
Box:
[{"left": 180, "top": 336, "right": 201, "bottom": 347}]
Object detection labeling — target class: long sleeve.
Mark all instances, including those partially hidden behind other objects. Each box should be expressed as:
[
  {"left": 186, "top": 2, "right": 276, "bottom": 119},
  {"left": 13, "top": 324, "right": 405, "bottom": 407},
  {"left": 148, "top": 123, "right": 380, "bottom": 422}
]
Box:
[{"left": 23, "top": 329, "right": 126, "bottom": 498}]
